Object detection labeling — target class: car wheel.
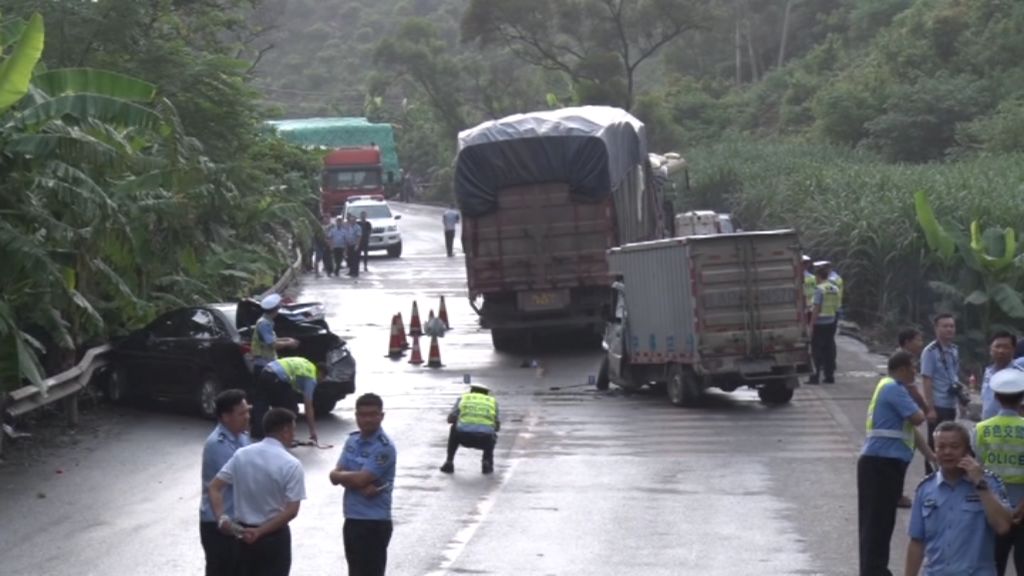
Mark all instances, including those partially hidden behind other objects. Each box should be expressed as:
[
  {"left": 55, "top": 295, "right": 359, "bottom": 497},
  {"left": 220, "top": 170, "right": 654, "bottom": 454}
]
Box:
[
  {"left": 313, "top": 398, "right": 338, "bottom": 416},
  {"left": 387, "top": 242, "right": 402, "bottom": 258},
  {"left": 596, "top": 357, "right": 610, "bottom": 391},
  {"left": 106, "top": 366, "right": 129, "bottom": 404},
  {"left": 197, "top": 373, "right": 224, "bottom": 419}
]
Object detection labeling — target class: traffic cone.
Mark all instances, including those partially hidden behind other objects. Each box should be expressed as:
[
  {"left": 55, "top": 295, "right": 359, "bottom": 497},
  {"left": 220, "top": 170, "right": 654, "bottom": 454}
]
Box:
[
  {"left": 439, "top": 296, "right": 450, "bottom": 329},
  {"left": 408, "top": 336, "right": 424, "bottom": 365},
  {"left": 409, "top": 301, "right": 423, "bottom": 337},
  {"left": 426, "top": 335, "right": 444, "bottom": 368},
  {"left": 386, "top": 315, "right": 404, "bottom": 359},
  {"left": 397, "top": 312, "right": 409, "bottom": 349}
]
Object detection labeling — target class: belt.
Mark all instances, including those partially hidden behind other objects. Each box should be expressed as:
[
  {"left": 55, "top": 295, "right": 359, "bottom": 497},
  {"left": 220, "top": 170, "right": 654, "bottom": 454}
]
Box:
[{"left": 867, "top": 429, "right": 907, "bottom": 439}]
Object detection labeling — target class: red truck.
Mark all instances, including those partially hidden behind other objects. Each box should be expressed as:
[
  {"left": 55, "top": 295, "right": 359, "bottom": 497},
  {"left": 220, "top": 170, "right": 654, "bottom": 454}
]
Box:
[
  {"left": 320, "top": 147, "right": 385, "bottom": 216},
  {"left": 454, "top": 107, "right": 668, "bottom": 351}
]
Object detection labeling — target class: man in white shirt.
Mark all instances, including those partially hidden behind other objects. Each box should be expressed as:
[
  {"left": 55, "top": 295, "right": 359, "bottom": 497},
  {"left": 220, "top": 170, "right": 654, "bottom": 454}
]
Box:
[
  {"left": 210, "top": 408, "right": 306, "bottom": 576},
  {"left": 442, "top": 205, "right": 460, "bottom": 257}
]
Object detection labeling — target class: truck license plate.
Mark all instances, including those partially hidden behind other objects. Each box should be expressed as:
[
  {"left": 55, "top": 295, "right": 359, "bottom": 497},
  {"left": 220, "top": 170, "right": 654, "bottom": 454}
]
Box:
[{"left": 517, "top": 290, "right": 569, "bottom": 312}]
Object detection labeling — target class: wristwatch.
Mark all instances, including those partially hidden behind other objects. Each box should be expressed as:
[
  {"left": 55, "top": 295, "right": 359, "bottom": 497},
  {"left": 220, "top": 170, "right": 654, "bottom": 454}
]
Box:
[{"left": 974, "top": 478, "right": 990, "bottom": 491}]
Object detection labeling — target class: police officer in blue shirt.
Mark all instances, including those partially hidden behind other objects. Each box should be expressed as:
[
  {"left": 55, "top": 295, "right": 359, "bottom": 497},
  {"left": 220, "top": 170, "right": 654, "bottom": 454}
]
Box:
[
  {"left": 330, "top": 393, "right": 397, "bottom": 576},
  {"left": 199, "top": 389, "right": 250, "bottom": 576},
  {"left": 905, "top": 421, "right": 1014, "bottom": 576},
  {"left": 859, "top": 351, "right": 935, "bottom": 576},
  {"left": 920, "top": 313, "right": 964, "bottom": 474},
  {"left": 980, "top": 332, "right": 1019, "bottom": 421}
]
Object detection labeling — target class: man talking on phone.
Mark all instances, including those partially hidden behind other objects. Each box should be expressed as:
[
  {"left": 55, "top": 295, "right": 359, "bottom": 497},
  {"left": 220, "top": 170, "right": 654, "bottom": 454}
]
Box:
[{"left": 330, "top": 393, "right": 397, "bottom": 576}]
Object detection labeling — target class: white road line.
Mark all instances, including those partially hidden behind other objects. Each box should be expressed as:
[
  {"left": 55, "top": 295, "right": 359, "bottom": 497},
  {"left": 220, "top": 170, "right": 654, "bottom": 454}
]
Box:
[{"left": 423, "top": 412, "right": 539, "bottom": 576}]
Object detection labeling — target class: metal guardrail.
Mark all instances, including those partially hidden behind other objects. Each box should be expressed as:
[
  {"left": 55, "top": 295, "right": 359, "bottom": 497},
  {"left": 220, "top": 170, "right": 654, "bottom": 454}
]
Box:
[{"left": 1, "top": 251, "right": 305, "bottom": 451}]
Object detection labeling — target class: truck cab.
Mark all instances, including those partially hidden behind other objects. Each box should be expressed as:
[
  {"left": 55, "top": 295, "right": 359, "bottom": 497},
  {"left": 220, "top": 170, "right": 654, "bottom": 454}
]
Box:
[{"left": 321, "top": 147, "right": 384, "bottom": 216}]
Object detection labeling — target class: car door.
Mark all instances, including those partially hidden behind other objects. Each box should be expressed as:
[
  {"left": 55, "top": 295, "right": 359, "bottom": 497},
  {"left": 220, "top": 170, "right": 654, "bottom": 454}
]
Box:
[
  {"left": 123, "top": 310, "right": 186, "bottom": 396},
  {"left": 157, "top": 308, "right": 221, "bottom": 401}
]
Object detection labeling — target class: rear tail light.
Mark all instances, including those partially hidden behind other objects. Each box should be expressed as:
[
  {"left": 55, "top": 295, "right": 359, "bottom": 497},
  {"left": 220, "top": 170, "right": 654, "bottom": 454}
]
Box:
[{"left": 239, "top": 342, "right": 251, "bottom": 355}]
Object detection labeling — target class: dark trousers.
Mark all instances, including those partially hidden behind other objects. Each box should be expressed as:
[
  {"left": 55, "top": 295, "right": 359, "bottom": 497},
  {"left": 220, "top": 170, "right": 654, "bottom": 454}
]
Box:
[
  {"left": 360, "top": 244, "right": 369, "bottom": 271},
  {"left": 924, "top": 406, "right": 958, "bottom": 474},
  {"left": 446, "top": 425, "right": 496, "bottom": 463},
  {"left": 331, "top": 247, "right": 345, "bottom": 276},
  {"left": 811, "top": 322, "right": 837, "bottom": 381},
  {"left": 343, "top": 519, "right": 394, "bottom": 576},
  {"left": 201, "top": 521, "right": 239, "bottom": 576},
  {"left": 321, "top": 248, "right": 333, "bottom": 275},
  {"left": 347, "top": 246, "right": 360, "bottom": 277},
  {"left": 996, "top": 519, "right": 1024, "bottom": 576},
  {"left": 444, "top": 230, "right": 455, "bottom": 257},
  {"left": 857, "top": 455, "right": 908, "bottom": 576},
  {"left": 239, "top": 525, "right": 291, "bottom": 576},
  {"left": 250, "top": 369, "right": 298, "bottom": 439}
]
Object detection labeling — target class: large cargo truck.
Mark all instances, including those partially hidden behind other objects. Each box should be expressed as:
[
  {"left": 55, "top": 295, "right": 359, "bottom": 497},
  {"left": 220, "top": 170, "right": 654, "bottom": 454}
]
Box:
[
  {"left": 454, "top": 106, "right": 669, "bottom": 350},
  {"left": 599, "top": 230, "right": 811, "bottom": 405}
]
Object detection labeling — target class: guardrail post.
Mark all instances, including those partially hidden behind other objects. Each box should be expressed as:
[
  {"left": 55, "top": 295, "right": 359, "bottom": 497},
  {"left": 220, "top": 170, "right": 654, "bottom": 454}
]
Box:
[{"left": 64, "top": 394, "right": 79, "bottom": 428}]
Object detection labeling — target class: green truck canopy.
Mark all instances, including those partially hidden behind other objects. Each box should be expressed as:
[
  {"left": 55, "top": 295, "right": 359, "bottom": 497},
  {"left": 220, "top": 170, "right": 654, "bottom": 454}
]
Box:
[{"left": 266, "top": 117, "right": 400, "bottom": 178}]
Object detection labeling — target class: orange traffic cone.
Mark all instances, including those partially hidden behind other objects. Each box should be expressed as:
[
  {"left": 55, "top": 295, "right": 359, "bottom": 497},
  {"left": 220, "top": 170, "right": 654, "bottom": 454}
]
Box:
[
  {"left": 409, "top": 301, "right": 422, "bottom": 337},
  {"left": 397, "top": 312, "right": 409, "bottom": 349},
  {"left": 426, "top": 335, "right": 443, "bottom": 368},
  {"left": 438, "top": 296, "right": 450, "bottom": 329},
  {"left": 408, "top": 336, "right": 423, "bottom": 365},
  {"left": 386, "top": 315, "right": 404, "bottom": 359}
]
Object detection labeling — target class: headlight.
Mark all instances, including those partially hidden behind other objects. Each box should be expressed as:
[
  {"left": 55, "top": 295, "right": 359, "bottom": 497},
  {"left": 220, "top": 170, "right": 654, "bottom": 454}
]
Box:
[{"left": 387, "top": 225, "right": 398, "bottom": 232}]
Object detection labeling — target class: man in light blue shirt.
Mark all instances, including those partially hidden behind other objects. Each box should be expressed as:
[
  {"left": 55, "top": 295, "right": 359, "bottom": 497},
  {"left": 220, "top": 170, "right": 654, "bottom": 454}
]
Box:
[
  {"left": 921, "top": 313, "right": 961, "bottom": 473},
  {"left": 343, "top": 214, "right": 363, "bottom": 278},
  {"left": 327, "top": 216, "right": 347, "bottom": 276},
  {"left": 906, "top": 421, "right": 1013, "bottom": 576},
  {"left": 199, "top": 389, "right": 250, "bottom": 576},
  {"left": 981, "top": 332, "right": 1019, "bottom": 420},
  {"left": 442, "top": 205, "right": 460, "bottom": 257},
  {"left": 330, "top": 393, "right": 397, "bottom": 576}
]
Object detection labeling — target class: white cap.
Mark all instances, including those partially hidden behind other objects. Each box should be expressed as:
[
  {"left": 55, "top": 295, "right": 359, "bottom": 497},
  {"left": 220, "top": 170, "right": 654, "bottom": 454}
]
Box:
[
  {"left": 470, "top": 383, "right": 491, "bottom": 392},
  {"left": 260, "top": 293, "right": 282, "bottom": 311},
  {"left": 814, "top": 260, "right": 832, "bottom": 268},
  {"left": 991, "top": 369, "right": 1024, "bottom": 395},
  {"left": 801, "top": 255, "right": 812, "bottom": 262}
]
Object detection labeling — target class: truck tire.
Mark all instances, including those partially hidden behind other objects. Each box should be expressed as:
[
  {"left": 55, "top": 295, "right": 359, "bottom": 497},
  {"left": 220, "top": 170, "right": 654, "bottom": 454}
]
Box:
[
  {"left": 758, "top": 384, "right": 795, "bottom": 405},
  {"left": 596, "top": 357, "right": 610, "bottom": 391},
  {"left": 491, "top": 329, "right": 521, "bottom": 352},
  {"left": 667, "top": 364, "right": 701, "bottom": 407}
]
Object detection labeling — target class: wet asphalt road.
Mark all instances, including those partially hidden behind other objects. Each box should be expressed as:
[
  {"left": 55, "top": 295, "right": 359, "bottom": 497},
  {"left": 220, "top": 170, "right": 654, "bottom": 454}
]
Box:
[{"left": 0, "top": 203, "right": 923, "bottom": 575}]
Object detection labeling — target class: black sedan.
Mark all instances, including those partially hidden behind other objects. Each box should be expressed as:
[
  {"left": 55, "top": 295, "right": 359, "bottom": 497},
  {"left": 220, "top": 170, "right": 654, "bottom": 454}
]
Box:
[{"left": 105, "top": 302, "right": 356, "bottom": 419}]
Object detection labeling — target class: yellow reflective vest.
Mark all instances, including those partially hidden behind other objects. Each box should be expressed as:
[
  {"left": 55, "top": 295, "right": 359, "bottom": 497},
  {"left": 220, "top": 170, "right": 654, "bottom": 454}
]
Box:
[
  {"left": 251, "top": 316, "right": 278, "bottom": 362},
  {"left": 458, "top": 392, "right": 498, "bottom": 428},
  {"left": 865, "top": 377, "right": 915, "bottom": 450},
  {"left": 276, "top": 357, "right": 317, "bottom": 394},
  {"left": 803, "top": 273, "right": 817, "bottom": 307},
  {"left": 976, "top": 414, "right": 1024, "bottom": 485},
  {"left": 816, "top": 282, "right": 841, "bottom": 319}
]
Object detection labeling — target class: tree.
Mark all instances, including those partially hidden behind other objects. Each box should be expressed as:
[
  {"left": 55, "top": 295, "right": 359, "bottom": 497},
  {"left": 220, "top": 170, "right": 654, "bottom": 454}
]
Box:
[{"left": 461, "top": 0, "right": 711, "bottom": 109}]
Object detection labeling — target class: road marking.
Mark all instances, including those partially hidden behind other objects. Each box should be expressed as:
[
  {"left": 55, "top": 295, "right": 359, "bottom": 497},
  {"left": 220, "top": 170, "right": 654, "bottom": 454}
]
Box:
[{"left": 424, "top": 412, "right": 539, "bottom": 576}]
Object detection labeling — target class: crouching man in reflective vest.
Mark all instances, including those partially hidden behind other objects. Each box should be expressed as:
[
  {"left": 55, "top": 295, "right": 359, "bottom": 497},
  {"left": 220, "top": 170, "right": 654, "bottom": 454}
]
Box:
[
  {"left": 440, "top": 384, "right": 500, "bottom": 475},
  {"left": 858, "top": 351, "right": 936, "bottom": 576},
  {"left": 976, "top": 369, "right": 1024, "bottom": 576}
]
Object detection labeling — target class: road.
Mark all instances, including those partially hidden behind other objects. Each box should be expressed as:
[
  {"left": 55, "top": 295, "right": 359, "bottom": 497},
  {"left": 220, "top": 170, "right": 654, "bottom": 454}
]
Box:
[{"left": 0, "top": 202, "right": 927, "bottom": 575}]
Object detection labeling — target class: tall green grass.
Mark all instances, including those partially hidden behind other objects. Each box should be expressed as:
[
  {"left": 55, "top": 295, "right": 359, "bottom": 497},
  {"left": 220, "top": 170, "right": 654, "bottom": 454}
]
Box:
[{"left": 681, "top": 140, "right": 1024, "bottom": 329}]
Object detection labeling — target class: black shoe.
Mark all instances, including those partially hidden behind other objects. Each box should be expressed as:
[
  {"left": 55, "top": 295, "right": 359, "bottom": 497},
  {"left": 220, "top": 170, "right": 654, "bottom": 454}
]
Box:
[
  {"left": 823, "top": 377, "right": 835, "bottom": 384},
  {"left": 440, "top": 462, "right": 454, "bottom": 474},
  {"left": 807, "top": 377, "right": 820, "bottom": 385},
  {"left": 482, "top": 461, "right": 493, "bottom": 474}
]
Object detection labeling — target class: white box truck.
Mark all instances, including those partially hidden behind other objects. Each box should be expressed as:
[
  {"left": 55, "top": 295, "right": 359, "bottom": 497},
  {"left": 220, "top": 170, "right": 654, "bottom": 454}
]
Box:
[{"left": 597, "top": 230, "right": 811, "bottom": 405}]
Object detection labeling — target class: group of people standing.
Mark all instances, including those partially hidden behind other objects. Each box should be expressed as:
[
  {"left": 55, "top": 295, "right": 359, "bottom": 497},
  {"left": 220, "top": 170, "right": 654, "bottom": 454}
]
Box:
[
  {"left": 315, "top": 213, "right": 371, "bottom": 278},
  {"left": 858, "top": 312, "right": 1024, "bottom": 576}
]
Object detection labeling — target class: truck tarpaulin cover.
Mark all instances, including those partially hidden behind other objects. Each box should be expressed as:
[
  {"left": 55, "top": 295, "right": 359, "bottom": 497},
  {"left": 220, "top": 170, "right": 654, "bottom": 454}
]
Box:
[
  {"left": 265, "top": 117, "right": 400, "bottom": 177},
  {"left": 454, "top": 106, "right": 647, "bottom": 217}
]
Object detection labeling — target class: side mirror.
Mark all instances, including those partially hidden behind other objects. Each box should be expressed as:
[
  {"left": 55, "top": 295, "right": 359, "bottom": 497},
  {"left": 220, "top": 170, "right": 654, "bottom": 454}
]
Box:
[{"left": 394, "top": 214, "right": 402, "bottom": 220}]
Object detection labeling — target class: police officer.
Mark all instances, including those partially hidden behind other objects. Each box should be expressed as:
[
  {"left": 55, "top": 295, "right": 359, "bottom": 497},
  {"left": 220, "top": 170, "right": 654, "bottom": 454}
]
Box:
[
  {"left": 440, "top": 383, "right": 500, "bottom": 475},
  {"left": 251, "top": 293, "right": 298, "bottom": 375},
  {"left": 808, "top": 265, "right": 840, "bottom": 384},
  {"left": 209, "top": 408, "right": 306, "bottom": 576},
  {"left": 921, "top": 313, "right": 962, "bottom": 474},
  {"left": 980, "top": 332, "right": 1019, "bottom": 421},
  {"left": 802, "top": 255, "right": 816, "bottom": 310},
  {"left": 250, "top": 356, "right": 323, "bottom": 442},
  {"left": 330, "top": 393, "right": 397, "bottom": 576},
  {"left": 975, "top": 370, "right": 1024, "bottom": 575},
  {"left": 858, "top": 351, "right": 935, "bottom": 576},
  {"left": 442, "top": 205, "right": 460, "bottom": 257},
  {"left": 818, "top": 260, "right": 844, "bottom": 317},
  {"left": 905, "top": 421, "right": 1013, "bottom": 576},
  {"left": 200, "top": 389, "right": 250, "bottom": 576}
]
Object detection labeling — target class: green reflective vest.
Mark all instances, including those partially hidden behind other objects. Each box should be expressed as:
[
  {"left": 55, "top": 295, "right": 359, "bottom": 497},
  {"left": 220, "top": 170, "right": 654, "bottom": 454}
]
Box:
[
  {"left": 251, "top": 316, "right": 278, "bottom": 361},
  {"left": 803, "top": 273, "right": 817, "bottom": 307},
  {"left": 829, "top": 272, "right": 844, "bottom": 307},
  {"left": 817, "top": 282, "right": 840, "bottom": 319},
  {"left": 458, "top": 392, "right": 497, "bottom": 428},
  {"left": 277, "top": 357, "right": 317, "bottom": 394},
  {"left": 865, "top": 377, "right": 915, "bottom": 450},
  {"left": 976, "top": 414, "right": 1024, "bottom": 484}
]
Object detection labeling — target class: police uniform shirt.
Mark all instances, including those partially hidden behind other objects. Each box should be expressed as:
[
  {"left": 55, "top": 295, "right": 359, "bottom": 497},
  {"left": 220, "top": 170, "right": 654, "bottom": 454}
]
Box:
[
  {"left": 442, "top": 210, "right": 459, "bottom": 231},
  {"left": 338, "top": 429, "right": 396, "bottom": 520},
  {"left": 216, "top": 437, "right": 306, "bottom": 526},
  {"left": 920, "top": 341, "right": 960, "bottom": 410},
  {"left": 909, "top": 470, "right": 1009, "bottom": 575},
  {"left": 200, "top": 423, "right": 249, "bottom": 522},
  {"left": 254, "top": 316, "right": 276, "bottom": 361},
  {"left": 861, "top": 379, "right": 920, "bottom": 462}
]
